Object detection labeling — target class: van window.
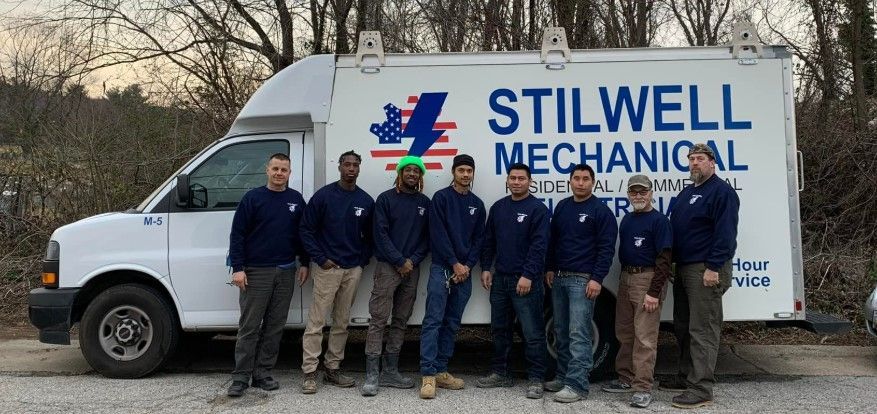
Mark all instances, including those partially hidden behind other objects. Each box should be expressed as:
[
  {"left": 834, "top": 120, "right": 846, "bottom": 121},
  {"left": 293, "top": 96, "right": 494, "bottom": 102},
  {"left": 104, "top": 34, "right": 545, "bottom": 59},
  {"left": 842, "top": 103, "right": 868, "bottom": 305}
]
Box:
[{"left": 188, "top": 140, "right": 289, "bottom": 209}]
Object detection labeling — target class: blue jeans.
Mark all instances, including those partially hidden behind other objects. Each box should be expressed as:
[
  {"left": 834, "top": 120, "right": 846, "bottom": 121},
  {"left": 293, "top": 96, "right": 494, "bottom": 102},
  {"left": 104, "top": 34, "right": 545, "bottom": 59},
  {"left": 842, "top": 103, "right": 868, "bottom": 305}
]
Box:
[
  {"left": 489, "top": 272, "right": 547, "bottom": 381},
  {"left": 420, "top": 264, "right": 472, "bottom": 375},
  {"left": 552, "top": 273, "right": 595, "bottom": 395}
]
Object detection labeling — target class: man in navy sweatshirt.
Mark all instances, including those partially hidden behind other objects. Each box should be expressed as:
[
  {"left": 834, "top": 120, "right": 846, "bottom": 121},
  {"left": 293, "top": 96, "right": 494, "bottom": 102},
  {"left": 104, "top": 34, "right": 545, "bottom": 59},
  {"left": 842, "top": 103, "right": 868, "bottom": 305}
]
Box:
[
  {"left": 299, "top": 150, "right": 375, "bottom": 394},
  {"left": 544, "top": 163, "right": 618, "bottom": 403},
  {"left": 361, "top": 155, "right": 430, "bottom": 397},
  {"left": 476, "top": 163, "right": 550, "bottom": 399},
  {"left": 663, "top": 143, "right": 739, "bottom": 409},
  {"left": 419, "top": 154, "right": 485, "bottom": 399},
  {"left": 226, "top": 153, "right": 309, "bottom": 398},
  {"left": 602, "top": 174, "right": 672, "bottom": 409}
]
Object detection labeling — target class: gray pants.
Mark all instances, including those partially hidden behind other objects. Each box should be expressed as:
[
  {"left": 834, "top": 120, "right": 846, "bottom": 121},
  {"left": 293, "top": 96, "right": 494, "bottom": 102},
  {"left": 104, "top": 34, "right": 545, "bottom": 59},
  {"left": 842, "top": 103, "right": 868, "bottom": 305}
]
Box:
[
  {"left": 364, "top": 261, "right": 419, "bottom": 356},
  {"left": 231, "top": 266, "right": 295, "bottom": 382},
  {"left": 672, "top": 261, "right": 732, "bottom": 399}
]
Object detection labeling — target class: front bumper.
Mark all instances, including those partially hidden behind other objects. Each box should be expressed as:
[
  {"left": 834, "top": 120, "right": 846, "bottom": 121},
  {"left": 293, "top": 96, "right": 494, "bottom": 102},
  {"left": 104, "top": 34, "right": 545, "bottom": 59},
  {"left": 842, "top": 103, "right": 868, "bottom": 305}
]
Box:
[{"left": 28, "top": 287, "right": 80, "bottom": 344}]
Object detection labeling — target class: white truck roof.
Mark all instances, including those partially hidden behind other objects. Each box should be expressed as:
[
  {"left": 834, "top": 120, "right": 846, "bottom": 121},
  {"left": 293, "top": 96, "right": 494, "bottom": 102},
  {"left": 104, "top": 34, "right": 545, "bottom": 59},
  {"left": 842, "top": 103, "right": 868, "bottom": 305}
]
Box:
[{"left": 228, "top": 45, "right": 790, "bottom": 138}]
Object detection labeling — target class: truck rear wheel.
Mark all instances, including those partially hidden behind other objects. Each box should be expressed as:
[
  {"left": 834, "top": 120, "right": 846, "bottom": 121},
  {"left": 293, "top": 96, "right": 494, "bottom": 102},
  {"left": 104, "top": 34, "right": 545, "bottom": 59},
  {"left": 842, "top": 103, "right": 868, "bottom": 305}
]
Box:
[
  {"left": 79, "top": 284, "right": 179, "bottom": 378},
  {"left": 544, "top": 291, "right": 618, "bottom": 381}
]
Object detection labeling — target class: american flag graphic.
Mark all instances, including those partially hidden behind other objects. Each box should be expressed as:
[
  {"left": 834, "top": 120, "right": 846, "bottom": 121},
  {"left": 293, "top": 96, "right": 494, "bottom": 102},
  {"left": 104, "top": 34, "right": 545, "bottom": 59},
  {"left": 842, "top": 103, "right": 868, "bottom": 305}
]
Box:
[{"left": 369, "top": 93, "right": 459, "bottom": 171}]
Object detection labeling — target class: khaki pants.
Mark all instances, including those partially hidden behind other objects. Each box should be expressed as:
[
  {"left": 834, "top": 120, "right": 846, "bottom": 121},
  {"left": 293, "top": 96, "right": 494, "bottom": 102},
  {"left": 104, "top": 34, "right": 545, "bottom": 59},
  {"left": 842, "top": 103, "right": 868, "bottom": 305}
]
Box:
[
  {"left": 301, "top": 264, "right": 363, "bottom": 373},
  {"left": 672, "top": 261, "right": 732, "bottom": 400},
  {"left": 614, "top": 270, "right": 666, "bottom": 391}
]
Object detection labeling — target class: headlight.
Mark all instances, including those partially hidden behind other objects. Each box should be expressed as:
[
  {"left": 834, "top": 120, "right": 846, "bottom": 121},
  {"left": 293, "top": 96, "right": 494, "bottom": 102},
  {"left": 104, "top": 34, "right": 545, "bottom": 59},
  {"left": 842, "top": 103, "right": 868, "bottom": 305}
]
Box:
[{"left": 45, "top": 241, "right": 60, "bottom": 261}]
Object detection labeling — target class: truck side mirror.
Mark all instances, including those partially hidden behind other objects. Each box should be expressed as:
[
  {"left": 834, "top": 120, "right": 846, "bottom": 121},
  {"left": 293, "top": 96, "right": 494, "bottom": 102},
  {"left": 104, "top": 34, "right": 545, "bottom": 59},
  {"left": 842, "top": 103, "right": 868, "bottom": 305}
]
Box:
[{"left": 175, "top": 174, "right": 190, "bottom": 207}]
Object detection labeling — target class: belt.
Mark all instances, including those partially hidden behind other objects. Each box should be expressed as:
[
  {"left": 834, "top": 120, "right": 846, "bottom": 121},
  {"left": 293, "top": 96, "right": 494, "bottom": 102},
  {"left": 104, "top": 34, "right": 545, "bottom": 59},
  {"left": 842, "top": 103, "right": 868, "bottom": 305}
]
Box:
[
  {"left": 556, "top": 271, "right": 591, "bottom": 278},
  {"left": 621, "top": 265, "right": 655, "bottom": 274}
]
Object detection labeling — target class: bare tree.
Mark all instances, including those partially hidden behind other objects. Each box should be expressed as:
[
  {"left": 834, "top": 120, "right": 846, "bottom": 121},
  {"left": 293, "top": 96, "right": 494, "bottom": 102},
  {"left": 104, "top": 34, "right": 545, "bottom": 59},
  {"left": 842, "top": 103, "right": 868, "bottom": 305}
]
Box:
[
  {"left": 597, "top": 0, "right": 668, "bottom": 47},
  {"left": 664, "top": 0, "right": 732, "bottom": 45}
]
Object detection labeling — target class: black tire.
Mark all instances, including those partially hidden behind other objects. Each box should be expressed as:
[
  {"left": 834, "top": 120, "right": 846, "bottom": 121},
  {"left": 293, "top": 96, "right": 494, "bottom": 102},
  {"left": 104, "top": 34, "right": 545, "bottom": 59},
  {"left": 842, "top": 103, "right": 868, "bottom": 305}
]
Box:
[
  {"left": 79, "top": 284, "right": 180, "bottom": 378},
  {"left": 544, "top": 290, "right": 619, "bottom": 382}
]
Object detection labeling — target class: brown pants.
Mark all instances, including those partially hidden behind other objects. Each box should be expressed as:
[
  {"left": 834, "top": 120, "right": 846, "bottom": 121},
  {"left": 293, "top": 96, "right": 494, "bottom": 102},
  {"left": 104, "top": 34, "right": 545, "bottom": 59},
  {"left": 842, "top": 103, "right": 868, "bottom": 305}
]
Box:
[
  {"left": 301, "top": 264, "right": 363, "bottom": 373},
  {"left": 364, "top": 261, "right": 419, "bottom": 356},
  {"left": 614, "top": 270, "right": 666, "bottom": 391}
]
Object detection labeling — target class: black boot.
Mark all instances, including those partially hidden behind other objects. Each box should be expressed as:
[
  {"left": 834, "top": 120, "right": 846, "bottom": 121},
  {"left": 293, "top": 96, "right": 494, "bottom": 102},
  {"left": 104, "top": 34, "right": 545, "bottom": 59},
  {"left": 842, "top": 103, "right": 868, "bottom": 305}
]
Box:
[
  {"left": 380, "top": 353, "right": 415, "bottom": 389},
  {"left": 361, "top": 355, "right": 380, "bottom": 396}
]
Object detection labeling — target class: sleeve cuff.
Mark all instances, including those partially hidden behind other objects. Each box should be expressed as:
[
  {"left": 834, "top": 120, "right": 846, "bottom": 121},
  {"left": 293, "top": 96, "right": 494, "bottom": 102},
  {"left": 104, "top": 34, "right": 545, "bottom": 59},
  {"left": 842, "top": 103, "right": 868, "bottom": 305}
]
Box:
[{"left": 232, "top": 265, "right": 244, "bottom": 272}]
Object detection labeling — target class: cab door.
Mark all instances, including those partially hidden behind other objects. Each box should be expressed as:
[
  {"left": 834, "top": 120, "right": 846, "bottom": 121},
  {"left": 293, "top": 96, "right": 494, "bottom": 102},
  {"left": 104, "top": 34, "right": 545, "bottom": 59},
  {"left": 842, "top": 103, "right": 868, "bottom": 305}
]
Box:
[{"left": 168, "top": 134, "right": 304, "bottom": 328}]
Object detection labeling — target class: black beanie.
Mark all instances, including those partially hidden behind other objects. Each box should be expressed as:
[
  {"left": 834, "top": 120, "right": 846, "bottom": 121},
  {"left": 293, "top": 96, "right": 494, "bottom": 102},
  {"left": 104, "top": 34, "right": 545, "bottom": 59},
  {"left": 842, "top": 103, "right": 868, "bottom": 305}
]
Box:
[{"left": 452, "top": 154, "right": 475, "bottom": 170}]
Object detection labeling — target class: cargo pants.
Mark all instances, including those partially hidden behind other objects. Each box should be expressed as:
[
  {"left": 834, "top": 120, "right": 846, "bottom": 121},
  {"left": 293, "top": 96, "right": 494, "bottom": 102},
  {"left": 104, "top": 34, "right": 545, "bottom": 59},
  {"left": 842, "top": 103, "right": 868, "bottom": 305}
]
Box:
[
  {"left": 672, "top": 261, "right": 732, "bottom": 400},
  {"left": 364, "top": 261, "right": 419, "bottom": 356}
]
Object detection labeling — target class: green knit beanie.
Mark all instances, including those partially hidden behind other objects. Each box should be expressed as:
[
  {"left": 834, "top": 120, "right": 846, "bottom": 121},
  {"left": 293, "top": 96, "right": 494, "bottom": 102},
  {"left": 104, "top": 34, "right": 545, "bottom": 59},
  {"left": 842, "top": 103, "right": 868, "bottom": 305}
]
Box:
[{"left": 396, "top": 155, "right": 426, "bottom": 174}]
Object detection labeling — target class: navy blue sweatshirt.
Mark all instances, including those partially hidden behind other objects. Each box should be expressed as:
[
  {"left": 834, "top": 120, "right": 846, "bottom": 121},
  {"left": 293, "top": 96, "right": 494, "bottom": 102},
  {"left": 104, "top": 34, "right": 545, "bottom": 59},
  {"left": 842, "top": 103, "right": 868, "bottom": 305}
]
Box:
[
  {"left": 373, "top": 188, "right": 430, "bottom": 267},
  {"left": 229, "top": 186, "right": 308, "bottom": 272},
  {"left": 481, "top": 195, "right": 550, "bottom": 281},
  {"left": 670, "top": 174, "right": 739, "bottom": 271},
  {"left": 300, "top": 182, "right": 375, "bottom": 269},
  {"left": 429, "top": 186, "right": 486, "bottom": 269},
  {"left": 619, "top": 209, "right": 672, "bottom": 267},
  {"left": 546, "top": 195, "right": 618, "bottom": 283}
]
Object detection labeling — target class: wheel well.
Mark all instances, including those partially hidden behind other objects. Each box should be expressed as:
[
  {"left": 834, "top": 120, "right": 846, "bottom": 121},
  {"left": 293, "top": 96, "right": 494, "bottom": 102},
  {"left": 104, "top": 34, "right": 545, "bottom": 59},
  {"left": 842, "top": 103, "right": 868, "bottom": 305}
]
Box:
[{"left": 71, "top": 271, "right": 178, "bottom": 327}]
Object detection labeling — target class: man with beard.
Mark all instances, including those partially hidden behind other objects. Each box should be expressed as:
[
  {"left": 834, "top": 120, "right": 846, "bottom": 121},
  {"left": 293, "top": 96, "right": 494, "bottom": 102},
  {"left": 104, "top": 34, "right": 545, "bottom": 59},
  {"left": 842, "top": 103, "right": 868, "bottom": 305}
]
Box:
[
  {"left": 476, "top": 163, "right": 550, "bottom": 399},
  {"left": 226, "top": 153, "right": 309, "bottom": 397},
  {"left": 601, "top": 174, "right": 672, "bottom": 408},
  {"left": 419, "top": 154, "right": 486, "bottom": 399},
  {"left": 662, "top": 143, "right": 739, "bottom": 409},
  {"left": 361, "top": 155, "right": 430, "bottom": 397},
  {"left": 300, "top": 150, "right": 375, "bottom": 394}
]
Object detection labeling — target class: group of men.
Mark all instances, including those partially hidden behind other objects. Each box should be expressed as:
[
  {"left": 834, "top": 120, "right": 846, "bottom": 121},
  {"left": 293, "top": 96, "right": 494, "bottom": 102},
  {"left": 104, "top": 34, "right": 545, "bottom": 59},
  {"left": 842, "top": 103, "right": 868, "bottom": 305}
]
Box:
[{"left": 225, "top": 143, "right": 739, "bottom": 410}]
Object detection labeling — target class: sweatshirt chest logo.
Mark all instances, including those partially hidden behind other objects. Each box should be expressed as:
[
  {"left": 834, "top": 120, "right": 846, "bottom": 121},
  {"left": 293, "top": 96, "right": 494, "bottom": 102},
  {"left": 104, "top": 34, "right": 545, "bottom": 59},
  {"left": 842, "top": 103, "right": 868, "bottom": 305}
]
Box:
[
  {"left": 516, "top": 213, "right": 527, "bottom": 223},
  {"left": 418, "top": 206, "right": 426, "bottom": 216},
  {"left": 353, "top": 207, "right": 365, "bottom": 217},
  {"left": 634, "top": 237, "right": 645, "bottom": 247},
  {"left": 689, "top": 194, "right": 703, "bottom": 205},
  {"left": 287, "top": 203, "right": 298, "bottom": 213},
  {"left": 578, "top": 213, "right": 589, "bottom": 223},
  {"left": 469, "top": 206, "right": 477, "bottom": 216}
]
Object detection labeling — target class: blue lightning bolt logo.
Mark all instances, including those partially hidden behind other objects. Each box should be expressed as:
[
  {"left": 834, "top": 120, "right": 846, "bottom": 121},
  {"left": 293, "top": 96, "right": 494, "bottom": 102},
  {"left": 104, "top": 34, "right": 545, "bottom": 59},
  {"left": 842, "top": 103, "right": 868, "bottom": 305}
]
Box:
[{"left": 402, "top": 92, "right": 447, "bottom": 156}]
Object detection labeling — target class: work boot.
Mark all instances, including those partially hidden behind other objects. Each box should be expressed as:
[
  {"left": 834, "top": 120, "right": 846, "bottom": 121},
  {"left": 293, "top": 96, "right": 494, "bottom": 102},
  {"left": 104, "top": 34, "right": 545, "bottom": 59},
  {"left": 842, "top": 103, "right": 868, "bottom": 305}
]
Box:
[
  {"left": 420, "top": 376, "right": 436, "bottom": 399},
  {"left": 435, "top": 372, "right": 465, "bottom": 389},
  {"left": 475, "top": 372, "right": 514, "bottom": 388},
  {"left": 526, "top": 380, "right": 544, "bottom": 399},
  {"left": 301, "top": 371, "right": 318, "bottom": 394},
  {"left": 226, "top": 380, "right": 248, "bottom": 398},
  {"left": 324, "top": 368, "right": 356, "bottom": 388},
  {"left": 601, "top": 379, "right": 633, "bottom": 393},
  {"left": 543, "top": 378, "right": 564, "bottom": 392},
  {"left": 361, "top": 355, "right": 380, "bottom": 396},
  {"left": 671, "top": 391, "right": 712, "bottom": 409},
  {"left": 380, "top": 353, "right": 415, "bottom": 389}
]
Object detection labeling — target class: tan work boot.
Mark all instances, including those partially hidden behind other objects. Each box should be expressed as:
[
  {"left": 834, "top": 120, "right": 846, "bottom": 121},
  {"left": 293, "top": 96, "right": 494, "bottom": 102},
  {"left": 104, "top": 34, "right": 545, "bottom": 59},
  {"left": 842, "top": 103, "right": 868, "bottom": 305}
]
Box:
[
  {"left": 435, "top": 372, "right": 465, "bottom": 389},
  {"left": 420, "top": 376, "right": 436, "bottom": 399},
  {"left": 302, "top": 371, "right": 317, "bottom": 394}
]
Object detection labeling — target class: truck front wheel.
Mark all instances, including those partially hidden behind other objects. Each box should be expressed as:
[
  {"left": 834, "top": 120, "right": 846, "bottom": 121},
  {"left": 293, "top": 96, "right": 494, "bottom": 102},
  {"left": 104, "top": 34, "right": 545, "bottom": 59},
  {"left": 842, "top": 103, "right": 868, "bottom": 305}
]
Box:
[{"left": 79, "top": 284, "right": 179, "bottom": 378}]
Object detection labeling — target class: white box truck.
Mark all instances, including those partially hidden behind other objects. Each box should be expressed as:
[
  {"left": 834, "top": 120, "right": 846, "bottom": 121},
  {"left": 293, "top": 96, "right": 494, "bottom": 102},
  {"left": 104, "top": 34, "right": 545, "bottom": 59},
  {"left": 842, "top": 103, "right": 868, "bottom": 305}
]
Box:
[{"left": 28, "top": 27, "right": 848, "bottom": 379}]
